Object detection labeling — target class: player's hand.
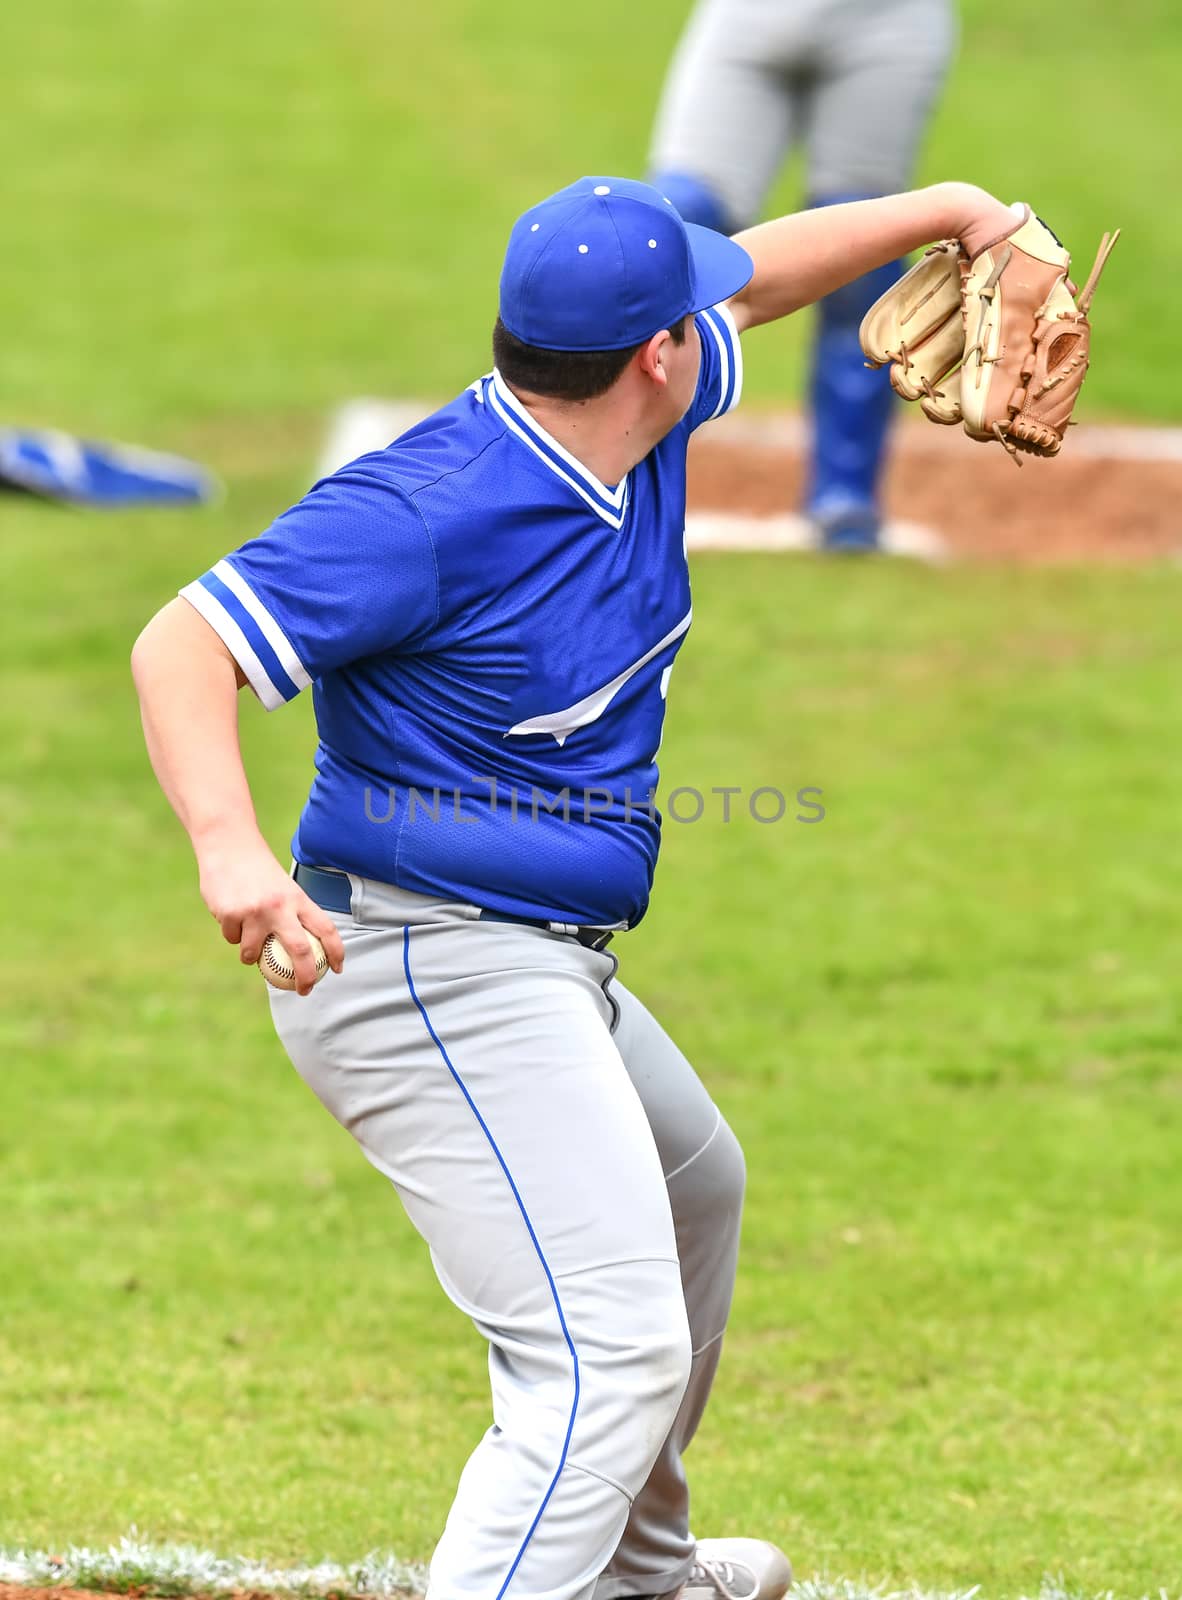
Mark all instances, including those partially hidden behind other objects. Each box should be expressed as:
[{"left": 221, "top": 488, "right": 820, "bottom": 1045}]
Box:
[
  {"left": 195, "top": 828, "right": 346, "bottom": 995},
  {"left": 943, "top": 183, "right": 1026, "bottom": 261}
]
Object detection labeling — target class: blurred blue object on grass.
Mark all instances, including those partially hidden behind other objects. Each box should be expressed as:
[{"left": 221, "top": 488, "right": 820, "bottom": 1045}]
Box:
[{"left": 0, "top": 428, "right": 219, "bottom": 508}]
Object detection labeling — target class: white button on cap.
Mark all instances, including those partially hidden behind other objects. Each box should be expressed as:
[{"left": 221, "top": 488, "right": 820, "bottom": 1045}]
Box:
[
  {"left": 593, "top": 184, "right": 611, "bottom": 195},
  {"left": 578, "top": 244, "right": 589, "bottom": 254},
  {"left": 648, "top": 239, "right": 657, "bottom": 248}
]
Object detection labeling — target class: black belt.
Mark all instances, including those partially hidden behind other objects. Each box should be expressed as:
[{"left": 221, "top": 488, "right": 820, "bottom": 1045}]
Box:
[
  {"left": 293, "top": 864, "right": 616, "bottom": 951},
  {"left": 476, "top": 907, "right": 616, "bottom": 951}
]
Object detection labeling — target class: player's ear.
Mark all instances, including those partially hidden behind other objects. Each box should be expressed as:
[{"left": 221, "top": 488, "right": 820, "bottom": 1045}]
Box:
[{"left": 637, "top": 329, "right": 671, "bottom": 388}]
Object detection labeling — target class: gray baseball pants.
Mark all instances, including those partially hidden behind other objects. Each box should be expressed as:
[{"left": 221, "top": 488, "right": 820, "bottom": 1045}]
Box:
[
  {"left": 269, "top": 875, "right": 746, "bottom": 1600},
  {"left": 650, "top": 0, "right": 957, "bottom": 225}
]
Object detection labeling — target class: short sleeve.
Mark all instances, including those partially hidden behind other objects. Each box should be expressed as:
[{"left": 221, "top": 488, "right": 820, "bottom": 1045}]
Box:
[
  {"left": 685, "top": 303, "right": 744, "bottom": 433},
  {"left": 179, "top": 461, "right": 439, "bottom": 710}
]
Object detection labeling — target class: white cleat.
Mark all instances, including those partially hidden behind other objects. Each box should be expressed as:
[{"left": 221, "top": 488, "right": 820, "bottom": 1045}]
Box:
[{"left": 676, "top": 1538, "right": 793, "bottom": 1599}]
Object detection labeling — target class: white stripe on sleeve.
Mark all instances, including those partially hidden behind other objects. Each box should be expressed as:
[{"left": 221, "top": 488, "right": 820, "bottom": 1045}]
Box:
[
  {"left": 178, "top": 579, "right": 287, "bottom": 712},
  {"left": 213, "top": 559, "right": 312, "bottom": 692},
  {"left": 714, "top": 301, "right": 744, "bottom": 415},
  {"left": 700, "top": 310, "right": 731, "bottom": 422}
]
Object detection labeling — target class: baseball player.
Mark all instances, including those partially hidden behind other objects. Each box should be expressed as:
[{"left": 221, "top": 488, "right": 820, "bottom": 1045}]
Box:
[
  {"left": 132, "top": 175, "right": 1025, "bottom": 1600},
  {"left": 648, "top": 0, "right": 957, "bottom": 550}
]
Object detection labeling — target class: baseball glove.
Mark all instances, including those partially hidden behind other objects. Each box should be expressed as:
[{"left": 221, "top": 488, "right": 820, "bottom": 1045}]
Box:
[{"left": 860, "top": 208, "right": 1120, "bottom": 461}]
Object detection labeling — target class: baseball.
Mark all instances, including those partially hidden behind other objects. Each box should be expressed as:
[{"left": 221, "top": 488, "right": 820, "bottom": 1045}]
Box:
[{"left": 258, "top": 931, "right": 329, "bottom": 990}]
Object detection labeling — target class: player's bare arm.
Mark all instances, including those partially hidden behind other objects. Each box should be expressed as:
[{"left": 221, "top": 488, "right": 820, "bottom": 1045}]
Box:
[
  {"left": 131, "top": 598, "right": 345, "bottom": 993},
  {"left": 726, "top": 181, "right": 1017, "bottom": 332}
]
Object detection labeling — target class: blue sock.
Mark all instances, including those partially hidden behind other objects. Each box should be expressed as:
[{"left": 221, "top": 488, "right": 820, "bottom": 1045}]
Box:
[{"left": 804, "top": 193, "right": 902, "bottom": 529}]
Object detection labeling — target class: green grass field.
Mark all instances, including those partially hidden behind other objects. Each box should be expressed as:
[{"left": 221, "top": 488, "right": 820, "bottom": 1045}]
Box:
[{"left": 2, "top": 2, "right": 1181, "bottom": 1597}]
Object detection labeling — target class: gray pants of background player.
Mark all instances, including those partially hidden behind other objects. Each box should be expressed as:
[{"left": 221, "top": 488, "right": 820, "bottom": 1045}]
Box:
[
  {"left": 271, "top": 876, "right": 746, "bottom": 1600},
  {"left": 650, "top": 0, "right": 956, "bottom": 227}
]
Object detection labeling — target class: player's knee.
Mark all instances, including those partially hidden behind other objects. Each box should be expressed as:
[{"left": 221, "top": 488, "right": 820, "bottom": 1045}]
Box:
[
  {"left": 598, "top": 1289, "right": 693, "bottom": 1419},
  {"left": 714, "top": 1117, "right": 746, "bottom": 1208},
  {"left": 594, "top": 1313, "right": 693, "bottom": 1489},
  {"left": 647, "top": 170, "right": 737, "bottom": 235},
  {"left": 563, "top": 1266, "right": 692, "bottom": 1491},
  {"left": 676, "top": 1116, "right": 746, "bottom": 1231},
  {"left": 649, "top": 1305, "right": 695, "bottom": 1412}
]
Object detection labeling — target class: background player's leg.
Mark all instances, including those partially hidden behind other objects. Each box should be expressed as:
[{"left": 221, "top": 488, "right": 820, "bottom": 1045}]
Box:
[
  {"left": 803, "top": 0, "right": 958, "bottom": 550},
  {"left": 803, "top": 194, "right": 906, "bottom": 551},
  {"left": 593, "top": 982, "right": 746, "bottom": 1600},
  {"left": 272, "top": 897, "right": 692, "bottom": 1600},
  {"left": 646, "top": 0, "right": 799, "bottom": 233}
]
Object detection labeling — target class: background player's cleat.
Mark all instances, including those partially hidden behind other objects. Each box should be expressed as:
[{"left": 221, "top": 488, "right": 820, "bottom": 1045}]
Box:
[
  {"left": 817, "top": 506, "right": 881, "bottom": 554},
  {"left": 677, "top": 1537, "right": 793, "bottom": 1599}
]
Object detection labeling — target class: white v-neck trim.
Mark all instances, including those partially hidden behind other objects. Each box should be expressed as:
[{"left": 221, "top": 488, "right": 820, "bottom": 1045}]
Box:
[{"left": 487, "top": 370, "right": 630, "bottom": 530}]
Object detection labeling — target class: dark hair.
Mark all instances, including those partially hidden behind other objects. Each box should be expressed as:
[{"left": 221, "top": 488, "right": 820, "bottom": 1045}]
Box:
[{"left": 492, "top": 314, "right": 688, "bottom": 403}]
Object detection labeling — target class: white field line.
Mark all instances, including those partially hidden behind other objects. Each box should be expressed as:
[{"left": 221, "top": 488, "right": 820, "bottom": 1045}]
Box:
[
  {"left": 0, "top": 1539, "right": 427, "bottom": 1597},
  {"left": 318, "top": 398, "right": 1182, "bottom": 482},
  {"left": 0, "top": 1542, "right": 1175, "bottom": 1600},
  {"left": 682, "top": 512, "right": 949, "bottom": 560}
]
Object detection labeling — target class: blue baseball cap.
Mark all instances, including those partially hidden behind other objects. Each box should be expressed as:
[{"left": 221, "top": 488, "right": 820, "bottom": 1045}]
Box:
[{"left": 499, "top": 175, "right": 754, "bottom": 352}]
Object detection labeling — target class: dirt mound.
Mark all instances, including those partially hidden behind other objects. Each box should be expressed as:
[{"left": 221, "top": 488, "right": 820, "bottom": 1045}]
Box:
[{"left": 687, "top": 419, "right": 1182, "bottom": 563}]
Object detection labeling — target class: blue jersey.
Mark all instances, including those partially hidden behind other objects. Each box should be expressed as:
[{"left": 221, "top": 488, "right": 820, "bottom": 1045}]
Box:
[{"left": 181, "top": 305, "right": 742, "bottom": 927}]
